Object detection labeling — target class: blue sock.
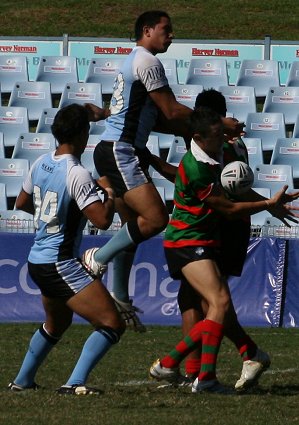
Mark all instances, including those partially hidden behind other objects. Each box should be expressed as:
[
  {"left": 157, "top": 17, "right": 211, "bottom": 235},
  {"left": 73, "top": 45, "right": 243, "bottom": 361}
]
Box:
[
  {"left": 94, "top": 223, "right": 135, "bottom": 264},
  {"left": 112, "top": 250, "right": 136, "bottom": 303},
  {"left": 65, "top": 329, "right": 118, "bottom": 386},
  {"left": 14, "top": 325, "right": 59, "bottom": 388}
]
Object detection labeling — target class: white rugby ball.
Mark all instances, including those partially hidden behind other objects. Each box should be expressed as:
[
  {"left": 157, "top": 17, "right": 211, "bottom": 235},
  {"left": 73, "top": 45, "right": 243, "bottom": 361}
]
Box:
[{"left": 221, "top": 161, "right": 254, "bottom": 195}]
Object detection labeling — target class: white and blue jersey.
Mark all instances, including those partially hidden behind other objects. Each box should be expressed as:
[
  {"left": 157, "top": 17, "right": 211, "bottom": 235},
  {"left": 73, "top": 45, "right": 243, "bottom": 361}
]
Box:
[
  {"left": 23, "top": 152, "right": 101, "bottom": 264},
  {"left": 101, "top": 46, "right": 169, "bottom": 148}
]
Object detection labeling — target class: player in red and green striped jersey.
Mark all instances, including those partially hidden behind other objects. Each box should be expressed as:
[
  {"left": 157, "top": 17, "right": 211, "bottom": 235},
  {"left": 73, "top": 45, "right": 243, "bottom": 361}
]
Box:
[{"left": 150, "top": 107, "right": 299, "bottom": 393}]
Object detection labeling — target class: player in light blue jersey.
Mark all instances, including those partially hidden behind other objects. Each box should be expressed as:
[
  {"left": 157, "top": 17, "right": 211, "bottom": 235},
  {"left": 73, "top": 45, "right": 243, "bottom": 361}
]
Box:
[
  {"left": 82, "top": 11, "right": 246, "bottom": 332},
  {"left": 82, "top": 10, "right": 193, "bottom": 331},
  {"left": 8, "top": 104, "right": 125, "bottom": 395}
]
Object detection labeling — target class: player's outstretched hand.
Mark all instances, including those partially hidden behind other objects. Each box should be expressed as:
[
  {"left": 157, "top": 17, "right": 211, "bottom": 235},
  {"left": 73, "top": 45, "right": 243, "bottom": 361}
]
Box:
[{"left": 268, "top": 185, "right": 299, "bottom": 226}]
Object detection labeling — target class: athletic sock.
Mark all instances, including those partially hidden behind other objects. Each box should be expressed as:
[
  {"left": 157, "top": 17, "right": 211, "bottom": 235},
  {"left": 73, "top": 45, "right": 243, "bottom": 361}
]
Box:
[
  {"left": 160, "top": 321, "right": 205, "bottom": 369},
  {"left": 65, "top": 329, "right": 119, "bottom": 386},
  {"left": 112, "top": 249, "right": 136, "bottom": 303},
  {"left": 225, "top": 324, "right": 258, "bottom": 361},
  {"left": 185, "top": 358, "right": 202, "bottom": 378},
  {"left": 94, "top": 223, "right": 135, "bottom": 264},
  {"left": 198, "top": 319, "right": 224, "bottom": 382},
  {"left": 235, "top": 335, "right": 258, "bottom": 361},
  {"left": 14, "top": 324, "right": 59, "bottom": 388}
]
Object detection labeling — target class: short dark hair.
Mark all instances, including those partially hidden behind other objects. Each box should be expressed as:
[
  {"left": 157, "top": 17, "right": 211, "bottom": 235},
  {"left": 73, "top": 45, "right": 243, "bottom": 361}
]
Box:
[
  {"left": 51, "top": 104, "right": 89, "bottom": 144},
  {"left": 134, "top": 10, "right": 170, "bottom": 41},
  {"left": 195, "top": 89, "right": 227, "bottom": 117},
  {"left": 190, "top": 107, "right": 222, "bottom": 139}
]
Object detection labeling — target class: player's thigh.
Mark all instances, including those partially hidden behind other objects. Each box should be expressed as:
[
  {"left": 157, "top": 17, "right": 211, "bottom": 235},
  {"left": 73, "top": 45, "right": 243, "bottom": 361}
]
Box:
[
  {"left": 181, "top": 259, "right": 228, "bottom": 307},
  {"left": 66, "top": 279, "right": 123, "bottom": 330},
  {"left": 114, "top": 197, "right": 138, "bottom": 224},
  {"left": 123, "top": 182, "right": 169, "bottom": 223},
  {"left": 42, "top": 296, "right": 73, "bottom": 337}
]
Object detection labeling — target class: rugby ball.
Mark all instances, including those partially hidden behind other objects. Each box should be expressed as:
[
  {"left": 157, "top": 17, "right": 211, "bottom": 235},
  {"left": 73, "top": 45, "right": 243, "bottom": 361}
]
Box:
[{"left": 221, "top": 161, "right": 254, "bottom": 195}]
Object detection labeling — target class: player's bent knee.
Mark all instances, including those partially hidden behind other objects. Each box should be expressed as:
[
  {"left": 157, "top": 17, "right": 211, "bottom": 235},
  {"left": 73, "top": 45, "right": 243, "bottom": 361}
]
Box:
[{"left": 97, "top": 326, "right": 123, "bottom": 344}]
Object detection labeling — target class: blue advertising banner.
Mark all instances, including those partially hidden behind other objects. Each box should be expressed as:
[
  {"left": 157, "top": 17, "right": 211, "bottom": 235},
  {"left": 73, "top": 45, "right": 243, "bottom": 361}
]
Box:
[
  {"left": 271, "top": 44, "right": 299, "bottom": 85},
  {"left": 68, "top": 39, "right": 264, "bottom": 84},
  {"left": 0, "top": 233, "right": 287, "bottom": 327},
  {"left": 0, "top": 39, "right": 64, "bottom": 80}
]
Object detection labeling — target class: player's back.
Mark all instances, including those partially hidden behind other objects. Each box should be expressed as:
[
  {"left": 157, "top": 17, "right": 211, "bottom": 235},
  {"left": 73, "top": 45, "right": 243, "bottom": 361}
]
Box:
[{"left": 28, "top": 152, "right": 87, "bottom": 264}]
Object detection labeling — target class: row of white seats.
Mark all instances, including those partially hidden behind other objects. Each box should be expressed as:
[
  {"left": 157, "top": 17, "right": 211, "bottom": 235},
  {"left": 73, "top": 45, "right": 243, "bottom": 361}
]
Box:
[{"left": 2, "top": 55, "right": 299, "bottom": 96}]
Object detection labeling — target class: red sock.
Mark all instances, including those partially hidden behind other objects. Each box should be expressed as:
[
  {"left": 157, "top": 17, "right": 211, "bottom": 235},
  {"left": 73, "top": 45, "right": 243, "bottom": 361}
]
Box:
[
  {"left": 198, "top": 319, "right": 224, "bottom": 382},
  {"left": 185, "top": 358, "right": 202, "bottom": 377},
  {"left": 236, "top": 336, "right": 258, "bottom": 361},
  {"left": 161, "top": 321, "right": 205, "bottom": 369}
]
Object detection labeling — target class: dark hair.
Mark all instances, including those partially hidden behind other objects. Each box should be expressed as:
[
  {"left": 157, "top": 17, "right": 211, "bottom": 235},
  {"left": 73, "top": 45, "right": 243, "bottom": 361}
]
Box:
[
  {"left": 190, "top": 107, "right": 222, "bottom": 139},
  {"left": 51, "top": 104, "right": 89, "bottom": 144},
  {"left": 134, "top": 10, "right": 170, "bottom": 41},
  {"left": 195, "top": 89, "right": 227, "bottom": 117}
]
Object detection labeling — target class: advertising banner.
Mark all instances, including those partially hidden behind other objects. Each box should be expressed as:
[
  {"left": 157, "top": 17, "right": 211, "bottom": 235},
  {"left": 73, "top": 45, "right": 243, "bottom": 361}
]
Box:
[{"left": 0, "top": 233, "right": 287, "bottom": 327}]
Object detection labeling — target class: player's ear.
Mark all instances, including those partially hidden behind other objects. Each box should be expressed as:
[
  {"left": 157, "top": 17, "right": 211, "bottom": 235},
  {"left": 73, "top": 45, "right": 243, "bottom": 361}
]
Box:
[
  {"left": 143, "top": 25, "right": 152, "bottom": 38},
  {"left": 193, "top": 133, "right": 201, "bottom": 143}
]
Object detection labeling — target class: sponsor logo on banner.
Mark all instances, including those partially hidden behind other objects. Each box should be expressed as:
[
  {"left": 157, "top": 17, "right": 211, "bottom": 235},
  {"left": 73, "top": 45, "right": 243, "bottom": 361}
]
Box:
[
  {"left": 0, "top": 44, "right": 37, "bottom": 53},
  {"left": 192, "top": 47, "right": 239, "bottom": 57},
  {"left": 94, "top": 46, "right": 133, "bottom": 55}
]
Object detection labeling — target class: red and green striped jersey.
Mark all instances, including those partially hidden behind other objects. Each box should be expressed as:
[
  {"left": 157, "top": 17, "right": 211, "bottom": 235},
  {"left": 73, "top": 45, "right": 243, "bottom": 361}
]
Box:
[{"left": 164, "top": 143, "right": 222, "bottom": 248}]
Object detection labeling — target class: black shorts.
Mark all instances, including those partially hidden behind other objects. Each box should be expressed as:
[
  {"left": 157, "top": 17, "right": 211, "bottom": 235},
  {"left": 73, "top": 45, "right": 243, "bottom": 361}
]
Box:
[
  {"left": 93, "top": 141, "right": 151, "bottom": 197},
  {"left": 164, "top": 245, "right": 222, "bottom": 280},
  {"left": 28, "top": 259, "right": 94, "bottom": 298},
  {"left": 219, "top": 218, "right": 250, "bottom": 277}
]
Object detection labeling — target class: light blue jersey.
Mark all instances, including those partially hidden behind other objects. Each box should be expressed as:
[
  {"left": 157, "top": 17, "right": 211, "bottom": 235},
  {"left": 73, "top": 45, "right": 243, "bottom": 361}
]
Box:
[
  {"left": 101, "top": 46, "right": 169, "bottom": 148},
  {"left": 23, "top": 152, "right": 102, "bottom": 264}
]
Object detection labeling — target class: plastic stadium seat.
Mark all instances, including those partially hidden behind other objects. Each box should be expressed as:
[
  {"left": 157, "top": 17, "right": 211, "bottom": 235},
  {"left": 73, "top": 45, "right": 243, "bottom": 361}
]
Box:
[
  {"left": 0, "top": 209, "right": 35, "bottom": 233},
  {"left": 0, "top": 182, "right": 7, "bottom": 210},
  {"left": 8, "top": 81, "right": 52, "bottom": 121},
  {"left": 146, "top": 135, "right": 160, "bottom": 157},
  {"left": 150, "top": 132, "right": 176, "bottom": 150},
  {"left": 84, "top": 58, "right": 124, "bottom": 95},
  {"left": 0, "top": 132, "right": 4, "bottom": 158},
  {"left": 286, "top": 61, "right": 299, "bottom": 87},
  {"left": 244, "top": 112, "right": 286, "bottom": 152},
  {"left": 185, "top": 58, "right": 229, "bottom": 90},
  {"left": 270, "top": 138, "right": 299, "bottom": 179},
  {"left": 35, "top": 56, "right": 78, "bottom": 94},
  {"left": 250, "top": 187, "right": 271, "bottom": 227},
  {"left": 36, "top": 108, "right": 59, "bottom": 133},
  {"left": 219, "top": 85, "right": 256, "bottom": 123},
  {"left": 59, "top": 82, "right": 103, "bottom": 108},
  {"left": 150, "top": 169, "right": 175, "bottom": 201},
  {"left": 242, "top": 138, "right": 263, "bottom": 170},
  {"left": 166, "top": 136, "right": 187, "bottom": 165},
  {"left": 170, "top": 83, "right": 203, "bottom": 108},
  {"left": 262, "top": 86, "right": 299, "bottom": 125},
  {"left": 236, "top": 59, "right": 280, "bottom": 97},
  {"left": 0, "top": 106, "right": 29, "bottom": 148},
  {"left": 0, "top": 55, "right": 29, "bottom": 93},
  {"left": 160, "top": 58, "right": 179, "bottom": 85},
  {"left": 252, "top": 163, "right": 294, "bottom": 193},
  {"left": 80, "top": 134, "right": 100, "bottom": 173},
  {"left": 12, "top": 132, "right": 56, "bottom": 167},
  {"left": 292, "top": 113, "right": 299, "bottom": 139},
  {"left": 89, "top": 120, "right": 106, "bottom": 135},
  {"left": 0, "top": 158, "right": 29, "bottom": 197}
]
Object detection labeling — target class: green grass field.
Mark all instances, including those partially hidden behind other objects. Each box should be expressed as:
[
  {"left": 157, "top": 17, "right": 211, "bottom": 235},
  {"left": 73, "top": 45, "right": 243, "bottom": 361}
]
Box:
[{"left": 1, "top": 324, "right": 299, "bottom": 425}]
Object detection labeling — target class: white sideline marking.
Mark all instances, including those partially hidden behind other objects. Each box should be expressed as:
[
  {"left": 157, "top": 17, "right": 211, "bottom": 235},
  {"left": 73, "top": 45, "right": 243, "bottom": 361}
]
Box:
[{"left": 113, "top": 368, "right": 299, "bottom": 386}]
